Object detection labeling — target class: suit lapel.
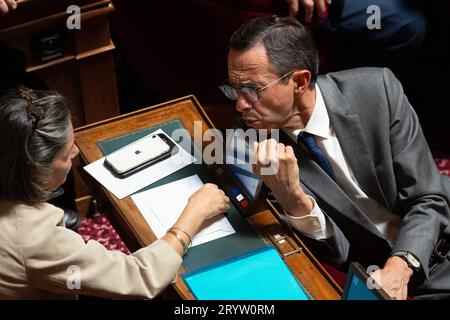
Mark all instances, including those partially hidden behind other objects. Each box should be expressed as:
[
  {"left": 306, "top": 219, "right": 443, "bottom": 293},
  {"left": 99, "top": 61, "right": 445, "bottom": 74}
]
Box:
[{"left": 317, "top": 77, "right": 391, "bottom": 211}]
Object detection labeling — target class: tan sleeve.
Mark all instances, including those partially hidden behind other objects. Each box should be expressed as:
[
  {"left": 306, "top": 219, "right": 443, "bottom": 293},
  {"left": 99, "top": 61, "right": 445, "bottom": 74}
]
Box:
[{"left": 17, "top": 204, "right": 182, "bottom": 299}]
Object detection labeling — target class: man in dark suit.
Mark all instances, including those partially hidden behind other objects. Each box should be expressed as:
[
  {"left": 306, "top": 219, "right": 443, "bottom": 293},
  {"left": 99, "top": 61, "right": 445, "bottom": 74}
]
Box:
[
  {"left": 219, "top": 16, "right": 450, "bottom": 299},
  {"left": 285, "top": 0, "right": 427, "bottom": 78}
]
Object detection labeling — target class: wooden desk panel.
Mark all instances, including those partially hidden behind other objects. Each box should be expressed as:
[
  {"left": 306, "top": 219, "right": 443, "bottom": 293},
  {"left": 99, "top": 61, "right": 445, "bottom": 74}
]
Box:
[
  {"left": 75, "top": 95, "right": 342, "bottom": 300},
  {"left": 0, "top": 0, "right": 120, "bottom": 128}
]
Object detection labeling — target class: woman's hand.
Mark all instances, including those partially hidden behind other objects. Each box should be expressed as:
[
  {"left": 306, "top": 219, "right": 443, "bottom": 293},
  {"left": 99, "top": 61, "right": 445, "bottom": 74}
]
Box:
[
  {"left": 163, "top": 183, "right": 230, "bottom": 256},
  {"left": 185, "top": 183, "right": 230, "bottom": 220}
]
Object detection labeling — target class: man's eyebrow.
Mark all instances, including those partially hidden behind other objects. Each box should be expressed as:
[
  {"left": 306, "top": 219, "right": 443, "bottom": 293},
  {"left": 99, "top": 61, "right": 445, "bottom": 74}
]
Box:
[
  {"left": 229, "top": 79, "right": 261, "bottom": 88},
  {"left": 241, "top": 80, "right": 258, "bottom": 86}
]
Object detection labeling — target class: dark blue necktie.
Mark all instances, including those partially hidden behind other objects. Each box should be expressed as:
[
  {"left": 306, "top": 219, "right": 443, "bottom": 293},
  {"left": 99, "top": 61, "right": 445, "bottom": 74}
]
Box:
[{"left": 298, "top": 131, "right": 336, "bottom": 181}]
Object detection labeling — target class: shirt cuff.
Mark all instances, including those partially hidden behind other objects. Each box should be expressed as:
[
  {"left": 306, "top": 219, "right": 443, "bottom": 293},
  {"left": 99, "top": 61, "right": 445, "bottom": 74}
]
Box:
[{"left": 285, "top": 196, "right": 328, "bottom": 240}]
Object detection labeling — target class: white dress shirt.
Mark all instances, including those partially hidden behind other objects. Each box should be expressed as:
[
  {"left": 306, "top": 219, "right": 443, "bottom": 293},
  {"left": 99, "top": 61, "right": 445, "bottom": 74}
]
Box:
[{"left": 284, "top": 84, "right": 401, "bottom": 242}]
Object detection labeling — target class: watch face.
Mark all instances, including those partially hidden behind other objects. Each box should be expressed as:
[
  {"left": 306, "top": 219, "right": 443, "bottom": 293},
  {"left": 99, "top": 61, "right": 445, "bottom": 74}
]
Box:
[{"left": 407, "top": 254, "right": 421, "bottom": 268}]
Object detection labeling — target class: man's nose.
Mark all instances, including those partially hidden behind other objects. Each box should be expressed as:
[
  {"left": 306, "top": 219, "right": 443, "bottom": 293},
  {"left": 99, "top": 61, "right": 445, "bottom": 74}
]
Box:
[{"left": 235, "top": 92, "right": 252, "bottom": 113}]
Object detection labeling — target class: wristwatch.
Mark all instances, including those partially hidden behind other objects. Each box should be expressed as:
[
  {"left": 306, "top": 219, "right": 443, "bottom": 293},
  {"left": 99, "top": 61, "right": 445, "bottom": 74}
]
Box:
[{"left": 392, "top": 251, "right": 421, "bottom": 272}]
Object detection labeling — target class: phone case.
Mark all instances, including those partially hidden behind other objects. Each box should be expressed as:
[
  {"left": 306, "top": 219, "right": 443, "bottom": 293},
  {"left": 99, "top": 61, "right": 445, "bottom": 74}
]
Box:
[{"left": 104, "top": 133, "right": 174, "bottom": 176}]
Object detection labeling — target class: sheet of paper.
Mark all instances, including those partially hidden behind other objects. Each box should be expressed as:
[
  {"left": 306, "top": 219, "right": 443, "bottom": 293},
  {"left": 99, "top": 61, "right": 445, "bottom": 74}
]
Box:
[
  {"left": 131, "top": 174, "right": 235, "bottom": 247},
  {"left": 83, "top": 129, "right": 195, "bottom": 199}
]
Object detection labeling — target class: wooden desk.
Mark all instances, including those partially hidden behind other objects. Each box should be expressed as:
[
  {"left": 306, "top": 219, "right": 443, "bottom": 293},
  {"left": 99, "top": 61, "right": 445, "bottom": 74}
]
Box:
[{"left": 74, "top": 95, "right": 342, "bottom": 300}]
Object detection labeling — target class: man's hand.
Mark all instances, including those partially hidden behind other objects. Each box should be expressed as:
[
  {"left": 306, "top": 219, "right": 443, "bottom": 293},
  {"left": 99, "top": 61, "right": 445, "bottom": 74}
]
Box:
[
  {"left": 252, "top": 139, "right": 312, "bottom": 216},
  {"left": 286, "top": 0, "right": 332, "bottom": 24},
  {"left": 0, "top": 0, "right": 18, "bottom": 16},
  {"left": 370, "top": 256, "right": 413, "bottom": 300}
]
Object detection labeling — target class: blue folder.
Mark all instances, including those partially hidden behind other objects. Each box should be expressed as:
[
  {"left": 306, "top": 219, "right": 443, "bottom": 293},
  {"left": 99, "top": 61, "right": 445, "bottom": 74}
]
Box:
[{"left": 182, "top": 245, "right": 310, "bottom": 300}]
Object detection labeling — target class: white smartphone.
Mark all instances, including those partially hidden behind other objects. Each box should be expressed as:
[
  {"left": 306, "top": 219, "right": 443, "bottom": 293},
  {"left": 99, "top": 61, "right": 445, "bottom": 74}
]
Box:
[{"left": 104, "top": 132, "right": 177, "bottom": 177}]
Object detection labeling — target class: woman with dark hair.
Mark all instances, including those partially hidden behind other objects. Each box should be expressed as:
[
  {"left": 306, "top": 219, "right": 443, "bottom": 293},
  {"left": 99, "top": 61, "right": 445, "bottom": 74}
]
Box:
[{"left": 0, "top": 87, "right": 230, "bottom": 299}]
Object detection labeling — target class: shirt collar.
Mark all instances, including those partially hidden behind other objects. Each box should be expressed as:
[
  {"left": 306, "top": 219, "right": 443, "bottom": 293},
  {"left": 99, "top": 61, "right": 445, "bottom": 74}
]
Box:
[{"left": 288, "top": 83, "right": 330, "bottom": 142}]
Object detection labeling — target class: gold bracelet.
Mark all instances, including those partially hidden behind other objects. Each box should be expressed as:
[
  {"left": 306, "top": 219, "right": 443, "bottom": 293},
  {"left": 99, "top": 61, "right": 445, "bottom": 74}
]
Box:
[
  {"left": 169, "top": 227, "right": 192, "bottom": 248},
  {"left": 167, "top": 229, "right": 187, "bottom": 254}
]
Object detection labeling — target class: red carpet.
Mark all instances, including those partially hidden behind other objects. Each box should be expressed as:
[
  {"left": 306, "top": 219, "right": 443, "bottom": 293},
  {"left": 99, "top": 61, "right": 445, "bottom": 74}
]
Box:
[
  {"left": 77, "top": 158, "right": 450, "bottom": 288},
  {"left": 435, "top": 158, "right": 450, "bottom": 176},
  {"left": 77, "top": 215, "right": 130, "bottom": 255}
]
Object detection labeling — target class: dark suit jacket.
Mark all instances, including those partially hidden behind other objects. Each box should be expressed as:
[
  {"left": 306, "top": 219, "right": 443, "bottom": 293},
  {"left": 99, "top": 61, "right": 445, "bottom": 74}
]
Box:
[{"left": 282, "top": 67, "right": 450, "bottom": 298}]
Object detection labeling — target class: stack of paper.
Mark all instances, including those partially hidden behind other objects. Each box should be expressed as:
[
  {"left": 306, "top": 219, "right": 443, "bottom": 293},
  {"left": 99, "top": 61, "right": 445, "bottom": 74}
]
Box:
[{"left": 131, "top": 175, "right": 235, "bottom": 247}]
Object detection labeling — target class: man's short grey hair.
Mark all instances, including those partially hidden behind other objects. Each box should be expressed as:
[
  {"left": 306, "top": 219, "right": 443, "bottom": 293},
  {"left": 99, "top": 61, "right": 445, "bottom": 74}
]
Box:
[
  {"left": 0, "top": 89, "right": 72, "bottom": 204},
  {"left": 229, "top": 16, "right": 319, "bottom": 88}
]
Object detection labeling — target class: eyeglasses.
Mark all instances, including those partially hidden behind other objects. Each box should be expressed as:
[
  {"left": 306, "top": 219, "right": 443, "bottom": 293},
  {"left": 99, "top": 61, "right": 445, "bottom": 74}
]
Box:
[{"left": 219, "top": 70, "right": 294, "bottom": 103}]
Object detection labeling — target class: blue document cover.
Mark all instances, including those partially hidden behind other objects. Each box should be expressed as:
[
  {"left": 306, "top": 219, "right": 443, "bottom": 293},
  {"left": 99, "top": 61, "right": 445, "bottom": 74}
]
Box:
[{"left": 182, "top": 245, "right": 310, "bottom": 300}]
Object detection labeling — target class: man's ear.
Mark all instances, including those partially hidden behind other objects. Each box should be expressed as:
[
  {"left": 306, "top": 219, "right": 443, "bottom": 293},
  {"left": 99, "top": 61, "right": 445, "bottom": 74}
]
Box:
[{"left": 292, "top": 69, "right": 312, "bottom": 94}]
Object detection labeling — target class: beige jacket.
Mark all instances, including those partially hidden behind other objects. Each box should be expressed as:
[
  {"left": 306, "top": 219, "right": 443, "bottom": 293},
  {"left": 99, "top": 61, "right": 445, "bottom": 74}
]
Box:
[{"left": 0, "top": 201, "right": 182, "bottom": 299}]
